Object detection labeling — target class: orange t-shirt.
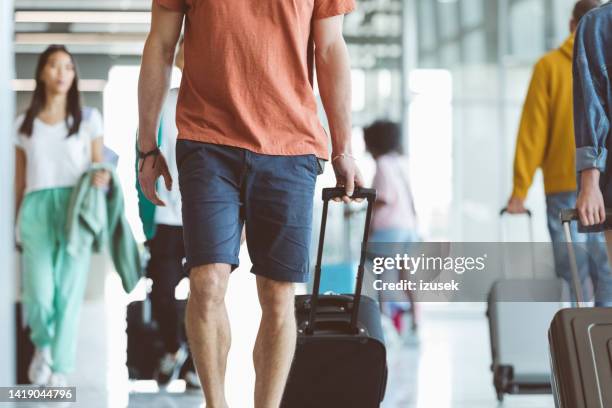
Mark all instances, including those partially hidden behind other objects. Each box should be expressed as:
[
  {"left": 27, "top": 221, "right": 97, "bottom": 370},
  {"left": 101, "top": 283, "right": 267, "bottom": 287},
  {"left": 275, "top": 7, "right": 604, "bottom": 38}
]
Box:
[{"left": 155, "top": 0, "right": 356, "bottom": 159}]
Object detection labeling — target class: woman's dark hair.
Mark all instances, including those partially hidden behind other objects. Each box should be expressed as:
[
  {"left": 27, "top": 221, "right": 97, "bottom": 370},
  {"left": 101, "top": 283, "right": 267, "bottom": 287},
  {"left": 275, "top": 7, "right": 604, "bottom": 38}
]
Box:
[
  {"left": 19, "top": 44, "right": 82, "bottom": 137},
  {"left": 363, "top": 120, "right": 403, "bottom": 157}
]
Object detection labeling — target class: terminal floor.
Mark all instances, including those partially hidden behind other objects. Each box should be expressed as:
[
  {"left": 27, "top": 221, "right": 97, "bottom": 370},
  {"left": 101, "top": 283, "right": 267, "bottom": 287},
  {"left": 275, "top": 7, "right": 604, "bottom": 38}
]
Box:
[{"left": 10, "top": 252, "right": 556, "bottom": 408}]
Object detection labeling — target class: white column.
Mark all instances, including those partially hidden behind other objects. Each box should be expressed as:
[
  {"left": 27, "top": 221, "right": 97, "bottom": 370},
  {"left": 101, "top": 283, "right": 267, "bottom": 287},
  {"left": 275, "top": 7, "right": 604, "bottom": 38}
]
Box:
[{"left": 0, "top": 0, "right": 15, "bottom": 387}]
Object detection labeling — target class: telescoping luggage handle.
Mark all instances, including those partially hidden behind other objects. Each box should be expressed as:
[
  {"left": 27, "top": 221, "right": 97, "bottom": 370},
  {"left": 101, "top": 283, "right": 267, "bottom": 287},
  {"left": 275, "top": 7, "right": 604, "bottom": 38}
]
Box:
[
  {"left": 560, "top": 209, "right": 612, "bottom": 307},
  {"left": 306, "top": 187, "right": 377, "bottom": 335},
  {"left": 499, "top": 207, "right": 537, "bottom": 279}
]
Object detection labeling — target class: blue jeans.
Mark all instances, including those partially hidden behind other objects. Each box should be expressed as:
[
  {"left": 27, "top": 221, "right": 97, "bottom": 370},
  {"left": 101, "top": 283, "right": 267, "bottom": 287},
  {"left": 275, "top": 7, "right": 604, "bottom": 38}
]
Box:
[{"left": 546, "top": 192, "right": 612, "bottom": 306}]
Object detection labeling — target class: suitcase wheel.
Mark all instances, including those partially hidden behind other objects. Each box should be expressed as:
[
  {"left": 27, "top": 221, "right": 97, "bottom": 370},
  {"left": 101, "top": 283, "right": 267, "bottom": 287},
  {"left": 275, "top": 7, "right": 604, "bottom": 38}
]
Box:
[{"left": 493, "top": 365, "right": 513, "bottom": 402}]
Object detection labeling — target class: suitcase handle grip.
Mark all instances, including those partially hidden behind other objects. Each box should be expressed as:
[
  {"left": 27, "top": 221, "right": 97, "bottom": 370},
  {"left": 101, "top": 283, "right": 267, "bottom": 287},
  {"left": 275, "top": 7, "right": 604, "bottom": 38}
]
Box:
[
  {"left": 301, "top": 318, "right": 366, "bottom": 336},
  {"left": 560, "top": 208, "right": 612, "bottom": 223},
  {"left": 560, "top": 208, "right": 612, "bottom": 306},
  {"left": 560, "top": 209, "right": 578, "bottom": 223},
  {"left": 311, "top": 305, "right": 350, "bottom": 314},
  {"left": 322, "top": 187, "right": 376, "bottom": 202},
  {"left": 500, "top": 207, "right": 532, "bottom": 217},
  {"left": 301, "top": 295, "right": 354, "bottom": 312}
]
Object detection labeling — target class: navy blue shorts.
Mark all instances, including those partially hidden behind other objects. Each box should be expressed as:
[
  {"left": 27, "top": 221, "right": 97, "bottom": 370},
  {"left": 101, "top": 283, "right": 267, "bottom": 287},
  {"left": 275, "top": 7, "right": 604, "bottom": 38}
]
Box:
[{"left": 176, "top": 140, "right": 322, "bottom": 283}]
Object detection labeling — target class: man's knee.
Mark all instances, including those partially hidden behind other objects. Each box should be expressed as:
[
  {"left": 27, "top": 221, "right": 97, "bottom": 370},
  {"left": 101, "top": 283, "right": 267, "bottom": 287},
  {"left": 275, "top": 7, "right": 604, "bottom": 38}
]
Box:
[
  {"left": 189, "top": 263, "right": 230, "bottom": 310},
  {"left": 257, "top": 277, "right": 295, "bottom": 322}
]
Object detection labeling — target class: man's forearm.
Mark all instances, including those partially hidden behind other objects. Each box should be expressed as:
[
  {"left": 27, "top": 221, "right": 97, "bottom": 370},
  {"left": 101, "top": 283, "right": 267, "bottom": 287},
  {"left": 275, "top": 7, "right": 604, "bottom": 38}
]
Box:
[
  {"left": 316, "top": 39, "right": 352, "bottom": 155},
  {"left": 138, "top": 37, "right": 176, "bottom": 151}
]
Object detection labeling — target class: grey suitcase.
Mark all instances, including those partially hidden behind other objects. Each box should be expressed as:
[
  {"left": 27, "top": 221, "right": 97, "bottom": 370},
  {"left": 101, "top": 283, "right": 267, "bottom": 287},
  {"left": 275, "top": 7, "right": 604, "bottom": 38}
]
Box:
[
  {"left": 548, "top": 210, "right": 612, "bottom": 408},
  {"left": 487, "top": 208, "right": 566, "bottom": 401}
]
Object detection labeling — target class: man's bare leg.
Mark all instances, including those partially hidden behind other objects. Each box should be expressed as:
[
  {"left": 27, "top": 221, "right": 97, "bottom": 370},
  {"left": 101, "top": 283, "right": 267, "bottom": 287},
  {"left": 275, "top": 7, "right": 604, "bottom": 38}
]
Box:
[
  {"left": 186, "top": 263, "right": 231, "bottom": 408},
  {"left": 253, "top": 275, "right": 297, "bottom": 408}
]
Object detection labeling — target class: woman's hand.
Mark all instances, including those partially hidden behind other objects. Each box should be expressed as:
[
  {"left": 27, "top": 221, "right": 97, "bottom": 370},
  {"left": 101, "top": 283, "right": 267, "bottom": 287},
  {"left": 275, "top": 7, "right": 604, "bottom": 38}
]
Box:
[
  {"left": 576, "top": 168, "right": 606, "bottom": 226},
  {"left": 92, "top": 170, "right": 111, "bottom": 189}
]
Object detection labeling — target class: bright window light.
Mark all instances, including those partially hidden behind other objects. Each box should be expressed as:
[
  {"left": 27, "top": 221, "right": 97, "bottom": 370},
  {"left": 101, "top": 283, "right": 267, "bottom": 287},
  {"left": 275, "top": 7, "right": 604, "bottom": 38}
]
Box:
[
  {"left": 351, "top": 69, "right": 366, "bottom": 111},
  {"left": 408, "top": 69, "right": 453, "bottom": 240},
  {"left": 378, "top": 69, "right": 392, "bottom": 100},
  {"left": 409, "top": 69, "right": 453, "bottom": 102},
  {"left": 103, "top": 65, "right": 182, "bottom": 244}
]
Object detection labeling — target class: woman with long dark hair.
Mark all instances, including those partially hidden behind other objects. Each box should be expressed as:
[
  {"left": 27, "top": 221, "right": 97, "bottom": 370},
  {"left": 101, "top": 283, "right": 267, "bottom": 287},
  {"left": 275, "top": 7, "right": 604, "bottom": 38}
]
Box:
[{"left": 14, "top": 45, "right": 109, "bottom": 386}]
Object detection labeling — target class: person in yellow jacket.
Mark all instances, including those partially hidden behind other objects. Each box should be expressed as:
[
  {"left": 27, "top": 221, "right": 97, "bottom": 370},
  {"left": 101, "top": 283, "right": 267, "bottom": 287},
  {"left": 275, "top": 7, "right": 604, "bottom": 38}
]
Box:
[{"left": 507, "top": 0, "right": 612, "bottom": 305}]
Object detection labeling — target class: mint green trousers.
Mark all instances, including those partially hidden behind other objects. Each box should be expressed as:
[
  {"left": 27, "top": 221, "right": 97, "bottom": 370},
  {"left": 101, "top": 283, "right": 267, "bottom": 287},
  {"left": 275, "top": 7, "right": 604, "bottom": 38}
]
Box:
[{"left": 19, "top": 188, "right": 92, "bottom": 374}]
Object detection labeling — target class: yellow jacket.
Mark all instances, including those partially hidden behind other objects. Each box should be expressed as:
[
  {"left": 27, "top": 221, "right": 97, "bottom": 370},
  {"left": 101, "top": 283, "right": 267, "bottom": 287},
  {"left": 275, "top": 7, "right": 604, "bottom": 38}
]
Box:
[{"left": 512, "top": 35, "right": 577, "bottom": 199}]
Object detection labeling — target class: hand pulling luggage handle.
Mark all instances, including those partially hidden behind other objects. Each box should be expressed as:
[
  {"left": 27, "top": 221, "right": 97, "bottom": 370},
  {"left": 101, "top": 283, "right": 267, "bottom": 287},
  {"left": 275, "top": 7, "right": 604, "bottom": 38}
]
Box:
[
  {"left": 322, "top": 187, "right": 377, "bottom": 202},
  {"left": 499, "top": 207, "right": 532, "bottom": 217},
  {"left": 307, "top": 187, "right": 376, "bottom": 335},
  {"left": 559, "top": 208, "right": 612, "bottom": 307},
  {"left": 559, "top": 208, "right": 612, "bottom": 223}
]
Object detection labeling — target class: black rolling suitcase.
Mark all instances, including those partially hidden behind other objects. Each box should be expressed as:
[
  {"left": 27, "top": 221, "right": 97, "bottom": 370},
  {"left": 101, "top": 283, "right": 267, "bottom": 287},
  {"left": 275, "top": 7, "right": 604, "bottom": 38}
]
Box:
[
  {"left": 126, "top": 298, "right": 167, "bottom": 379},
  {"left": 126, "top": 296, "right": 191, "bottom": 380},
  {"left": 548, "top": 209, "right": 612, "bottom": 408},
  {"left": 281, "top": 187, "right": 388, "bottom": 408}
]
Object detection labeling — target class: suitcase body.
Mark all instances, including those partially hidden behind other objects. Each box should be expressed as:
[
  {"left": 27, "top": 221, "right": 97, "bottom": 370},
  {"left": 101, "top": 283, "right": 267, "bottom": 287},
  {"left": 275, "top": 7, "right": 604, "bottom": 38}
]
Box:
[
  {"left": 126, "top": 298, "right": 188, "bottom": 379},
  {"left": 283, "top": 294, "right": 387, "bottom": 408},
  {"left": 126, "top": 299, "right": 166, "bottom": 379},
  {"left": 281, "top": 187, "right": 388, "bottom": 408},
  {"left": 548, "top": 209, "right": 612, "bottom": 408},
  {"left": 487, "top": 281, "right": 564, "bottom": 400},
  {"left": 549, "top": 308, "right": 612, "bottom": 408},
  {"left": 487, "top": 209, "right": 565, "bottom": 401}
]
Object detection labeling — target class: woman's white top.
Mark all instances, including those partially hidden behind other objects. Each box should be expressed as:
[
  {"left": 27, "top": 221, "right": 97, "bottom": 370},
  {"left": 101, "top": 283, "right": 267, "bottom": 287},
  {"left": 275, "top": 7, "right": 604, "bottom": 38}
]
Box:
[
  {"left": 371, "top": 152, "right": 417, "bottom": 232},
  {"left": 15, "top": 107, "right": 103, "bottom": 194}
]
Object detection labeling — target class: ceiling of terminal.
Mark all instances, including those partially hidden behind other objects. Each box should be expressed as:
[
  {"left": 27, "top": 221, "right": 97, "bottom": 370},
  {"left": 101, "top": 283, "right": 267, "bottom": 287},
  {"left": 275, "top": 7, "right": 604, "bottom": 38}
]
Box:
[{"left": 14, "top": 0, "right": 404, "bottom": 69}]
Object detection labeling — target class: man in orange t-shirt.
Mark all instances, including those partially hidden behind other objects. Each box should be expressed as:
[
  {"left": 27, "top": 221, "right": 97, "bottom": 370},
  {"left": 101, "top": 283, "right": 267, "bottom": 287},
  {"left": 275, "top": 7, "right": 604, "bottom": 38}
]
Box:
[{"left": 137, "top": 1, "right": 363, "bottom": 406}]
